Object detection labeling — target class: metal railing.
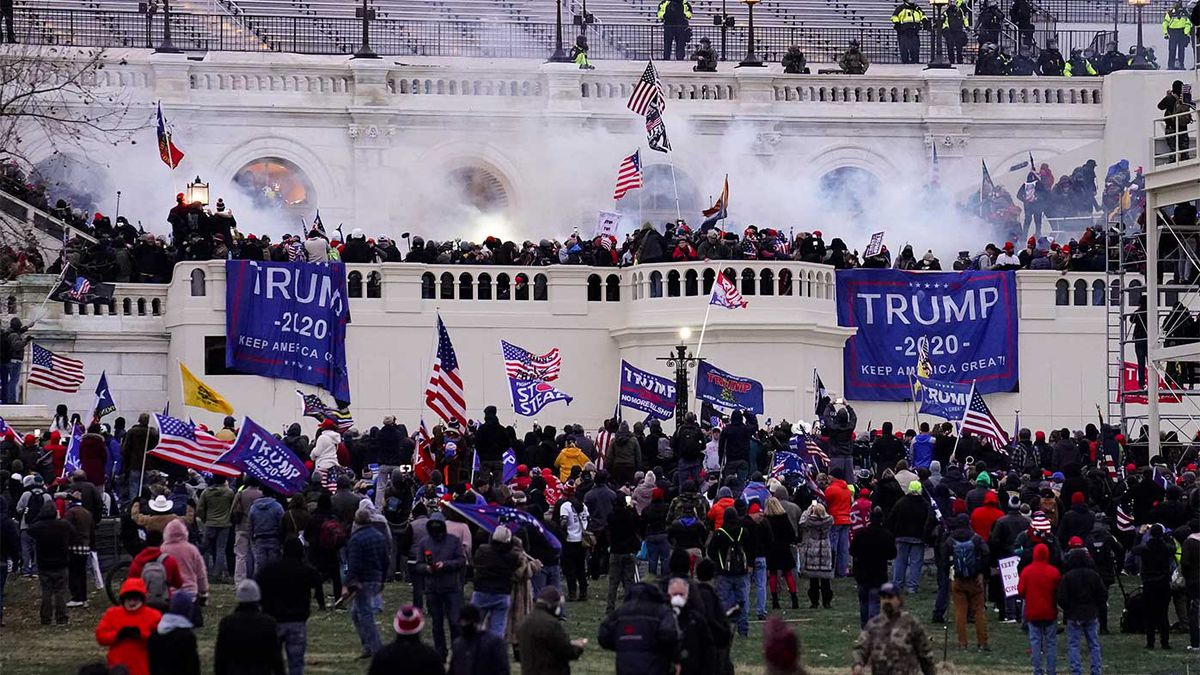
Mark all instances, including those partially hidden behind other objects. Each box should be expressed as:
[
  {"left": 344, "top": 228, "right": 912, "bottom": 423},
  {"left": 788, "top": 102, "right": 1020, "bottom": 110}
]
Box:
[
  {"left": 1025, "top": 0, "right": 1177, "bottom": 23},
  {"left": 1151, "top": 108, "right": 1198, "bottom": 167},
  {"left": 3, "top": 8, "right": 1124, "bottom": 64}
]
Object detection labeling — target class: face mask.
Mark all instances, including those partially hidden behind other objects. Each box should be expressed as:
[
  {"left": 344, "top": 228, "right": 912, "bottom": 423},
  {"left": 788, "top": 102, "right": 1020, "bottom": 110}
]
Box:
[{"left": 670, "top": 595, "right": 687, "bottom": 609}]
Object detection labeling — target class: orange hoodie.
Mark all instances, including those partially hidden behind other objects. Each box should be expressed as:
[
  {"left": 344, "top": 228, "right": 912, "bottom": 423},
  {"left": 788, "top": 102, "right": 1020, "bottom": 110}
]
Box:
[{"left": 95, "top": 578, "right": 163, "bottom": 675}]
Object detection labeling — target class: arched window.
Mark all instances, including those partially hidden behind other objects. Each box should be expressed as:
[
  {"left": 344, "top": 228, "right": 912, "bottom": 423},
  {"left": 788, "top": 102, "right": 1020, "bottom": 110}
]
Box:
[
  {"left": 440, "top": 272, "right": 455, "bottom": 300},
  {"left": 1128, "top": 279, "right": 1143, "bottom": 307},
  {"left": 1109, "top": 280, "right": 1120, "bottom": 306},
  {"left": 64, "top": 302, "right": 74, "bottom": 315},
  {"left": 1073, "top": 279, "right": 1088, "bottom": 306},
  {"left": 459, "top": 273, "right": 474, "bottom": 300},
  {"left": 779, "top": 269, "right": 793, "bottom": 296},
  {"left": 347, "top": 271, "right": 363, "bottom": 298},
  {"left": 533, "top": 274, "right": 548, "bottom": 301},
  {"left": 588, "top": 274, "right": 602, "bottom": 302},
  {"left": 667, "top": 271, "right": 681, "bottom": 297},
  {"left": 478, "top": 273, "right": 493, "bottom": 300},
  {"left": 614, "top": 164, "right": 702, "bottom": 224},
  {"left": 122, "top": 298, "right": 132, "bottom": 315},
  {"left": 445, "top": 165, "right": 509, "bottom": 213},
  {"left": 741, "top": 268, "right": 756, "bottom": 296},
  {"left": 1091, "top": 279, "right": 1105, "bottom": 306},
  {"left": 685, "top": 270, "right": 699, "bottom": 296},
  {"left": 367, "top": 272, "right": 382, "bottom": 298},
  {"left": 137, "top": 298, "right": 146, "bottom": 316},
  {"left": 421, "top": 272, "right": 436, "bottom": 299},
  {"left": 649, "top": 271, "right": 663, "bottom": 298},
  {"left": 605, "top": 274, "right": 621, "bottom": 302},
  {"left": 515, "top": 273, "right": 530, "bottom": 301},
  {"left": 5, "top": 296, "right": 15, "bottom": 314},
  {"left": 1055, "top": 279, "right": 1069, "bottom": 306},
  {"left": 189, "top": 269, "right": 206, "bottom": 296},
  {"left": 151, "top": 299, "right": 162, "bottom": 316},
  {"left": 232, "top": 157, "right": 315, "bottom": 210},
  {"left": 497, "top": 273, "right": 511, "bottom": 300},
  {"left": 703, "top": 269, "right": 716, "bottom": 295},
  {"left": 760, "top": 269, "right": 775, "bottom": 296}
]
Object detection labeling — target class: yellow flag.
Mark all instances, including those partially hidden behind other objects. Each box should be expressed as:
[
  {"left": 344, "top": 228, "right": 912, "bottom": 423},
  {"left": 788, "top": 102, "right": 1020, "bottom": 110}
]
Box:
[{"left": 180, "top": 362, "right": 234, "bottom": 415}]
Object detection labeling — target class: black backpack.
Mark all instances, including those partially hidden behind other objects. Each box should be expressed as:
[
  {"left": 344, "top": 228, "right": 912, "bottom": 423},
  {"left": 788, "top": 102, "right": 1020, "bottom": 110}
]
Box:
[
  {"left": 22, "top": 489, "right": 46, "bottom": 527},
  {"left": 676, "top": 426, "right": 704, "bottom": 461},
  {"left": 1120, "top": 587, "right": 1144, "bottom": 634}
]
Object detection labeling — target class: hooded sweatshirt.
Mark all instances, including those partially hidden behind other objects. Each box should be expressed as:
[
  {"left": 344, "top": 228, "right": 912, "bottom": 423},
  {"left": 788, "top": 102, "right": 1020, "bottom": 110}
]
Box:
[
  {"left": 95, "top": 578, "right": 163, "bottom": 675},
  {"left": 911, "top": 432, "right": 934, "bottom": 469},
  {"left": 248, "top": 496, "right": 284, "bottom": 541},
  {"left": 1018, "top": 543, "right": 1061, "bottom": 622},
  {"left": 311, "top": 429, "right": 343, "bottom": 474},
  {"left": 160, "top": 519, "right": 208, "bottom": 598},
  {"left": 970, "top": 492, "right": 1004, "bottom": 542}
]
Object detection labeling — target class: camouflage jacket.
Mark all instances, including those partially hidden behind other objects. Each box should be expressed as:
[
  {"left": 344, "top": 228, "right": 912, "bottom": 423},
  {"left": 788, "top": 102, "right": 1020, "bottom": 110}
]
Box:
[{"left": 852, "top": 610, "right": 936, "bottom": 675}]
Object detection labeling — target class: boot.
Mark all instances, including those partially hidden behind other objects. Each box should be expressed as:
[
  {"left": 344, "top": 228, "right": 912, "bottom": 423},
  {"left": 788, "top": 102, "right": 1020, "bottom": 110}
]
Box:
[
  {"left": 790, "top": 592, "right": 800, "bottom": 609},
  {"left": 808, "top": 586, "right": 820, "bottom": 609},
  {"left": 771, "top": 593, "right": 780, "bottom": 610}
]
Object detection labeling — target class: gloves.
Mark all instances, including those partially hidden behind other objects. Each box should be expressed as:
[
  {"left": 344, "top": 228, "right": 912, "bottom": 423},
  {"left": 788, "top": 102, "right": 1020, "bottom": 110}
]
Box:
[{"left": 116, "top": 626, "right": 142, "bottom": 641}]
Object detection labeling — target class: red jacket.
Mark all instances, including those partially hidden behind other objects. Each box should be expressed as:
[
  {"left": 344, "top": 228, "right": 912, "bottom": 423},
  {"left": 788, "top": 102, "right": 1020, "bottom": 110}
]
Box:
[
  {"left": 970, "top": 492, "right": 1004, "bottom": 541},
  {"left": 825, "top": 479, "right": 853, "bottom": 525},
  {"left": 79, "top": 433, "right": 108, "bottom": 484},
  {"left": 128, "top": 547, "right": 184, "bottom": 595},
  {"left": 708, "top": 497, "right": 735, "bottom": 529},
  {"left": 95, "top": 578, "right": 163, "bottom": 675},
  {"left": 1017, "top": 543, "right": 1061, "bottom": 622}
]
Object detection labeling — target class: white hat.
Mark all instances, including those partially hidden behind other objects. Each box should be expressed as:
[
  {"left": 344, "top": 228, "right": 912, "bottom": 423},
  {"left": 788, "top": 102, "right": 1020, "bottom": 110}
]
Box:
[{"left": 148, "top": 495, "right": 174, "bottom": 514}]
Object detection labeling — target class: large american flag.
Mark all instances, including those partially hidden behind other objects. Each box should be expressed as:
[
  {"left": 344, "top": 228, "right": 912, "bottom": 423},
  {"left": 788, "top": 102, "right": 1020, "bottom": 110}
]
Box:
[
  {"left": 626, "top": 61, "right": 665, "bottom": 116},
  {"left": 426, "top": 316, "right": 467, "bottom": 427},
  {"left": 501, "top": 340, "right": 561, "bottom": 382},
  {"left": 961, "top": 388, "right": 1009, "bottom": 449},
  {"left": 151, "top": 413, "right": 240, "bottom": 477},
  {"left": 612, "top": 150, "right": 643, "bottom": 201},
  {"left": 296, "top": 390, "right": 355, "bottom": 432},
  {"left": 27, "top": 343, "right": 86, "bottom": 393},
  {"left": 710, "top": 273, "right": 748, "bottom": 309},
  {"left": 68, "top": 277, "right": 91, "bottom": 301}
]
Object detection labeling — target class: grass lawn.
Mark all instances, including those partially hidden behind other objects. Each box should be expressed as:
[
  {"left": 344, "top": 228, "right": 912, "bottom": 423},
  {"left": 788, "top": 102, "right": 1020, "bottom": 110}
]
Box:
[{"left": 0, "top": 574, "right": 1194, "bottom": 674}]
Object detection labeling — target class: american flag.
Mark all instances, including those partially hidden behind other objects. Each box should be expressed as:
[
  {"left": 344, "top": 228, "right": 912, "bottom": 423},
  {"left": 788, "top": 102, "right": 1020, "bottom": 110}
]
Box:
[
  {"left": 644, "top": 101, "right": 672, "bottom": 154},
  {"left": 286, "top": 240, "right": 303, "bottom": 262},
  {"left": 68, "top": 276, "right": 90, "bottom": 301},
  {"left": 789, "top": 432, "right": 829, "bottom": 468},
  {"left": 501, "top": 340, "right": 561, "bottom": 382},
  {"left": 1115, "top": 505, "right": 1134, "bottom": 532},
  {"left": 916, "top": 336, "right": 932, "bottom": 379},
  {"left": 961, "top": 388, "right": 1009, "bottom": 449},
  {"left": 426, "top": 316, "right": 467, "bottom": 427},
  {"left": 710, "top": 273, "right": 748, "bottom": 309},
  {"left": 151, "top": 413, "right": 240, "bottom": 477},
  {"left": 296, "top": 390, "right": 354, "bottom": 432},
  {"left": 626, "top": 61, "right": 665, "bottom": 116},
  {"left": 612, "top": 151, "right": 643, "bottom": 201},
  {"left": 595, "top": 426, "right": 613, "bottom": 471},
  {"left": 28, "top": 343, "right": 86, "bottom": 393}
]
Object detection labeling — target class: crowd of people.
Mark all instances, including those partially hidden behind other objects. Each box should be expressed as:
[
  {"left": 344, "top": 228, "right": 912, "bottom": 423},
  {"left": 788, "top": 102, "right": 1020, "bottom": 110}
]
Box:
[{"left": 1, "top": 396, "right": 1199, "bottom": 674}]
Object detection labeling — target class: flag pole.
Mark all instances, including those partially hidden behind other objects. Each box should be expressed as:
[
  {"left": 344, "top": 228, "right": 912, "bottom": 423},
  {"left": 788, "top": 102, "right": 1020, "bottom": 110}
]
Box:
[
  {"left": 136, "top": 414, "right": 155, "bottom": 499},
  {"left": 666, "top": 153, "right": 681, "bottom": 221},
  {"left": 950, "top": 380, "right": 976, "bottom": 464},
  {"left": 694, "top": 298, "right": 714, "bottom": 361}
]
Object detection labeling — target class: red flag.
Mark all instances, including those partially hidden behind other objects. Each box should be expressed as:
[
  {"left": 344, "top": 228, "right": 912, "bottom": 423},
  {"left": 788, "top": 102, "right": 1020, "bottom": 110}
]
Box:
[{"left": 156, "top": 102, "right": 184, "bottom": 169}]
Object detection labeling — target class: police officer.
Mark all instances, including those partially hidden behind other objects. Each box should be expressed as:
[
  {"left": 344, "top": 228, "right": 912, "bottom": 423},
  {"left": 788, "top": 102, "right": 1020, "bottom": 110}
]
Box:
[
  {"left": 781, "top": 45, "right": 809, "bottom": 73},
  {"left": 891, "top": 0, "right": 927, "bottom": 64},
  {"left": 657, "top": 0, "right": 693, "bottom": 61},
  {"left": 974, "top": 43, "right": 1006, "bottom": 75},
  {"left": 942, "top": 0, "right": 970, "bottom": 64},
  {"left": 1009, "top": 45, "right": 1037, "bottom": 75},
  {"left": 838, "top": 39, "right": 871, "bottom": 74},
  {"left": 1037, "top": 37, "right": 1065, "bottom": 75},
  {"left": 1064, "top": 48, "right": 1098, "bottom": 76},
  {"left": 1162, "top": 1, "right": 1192, "bottom": 70},
  {"left": 1097, "top": 40, "right": 1127, "bottom": 74},
  {"left": 691, "top": 37, "right": 716, "bottom": 71},
  {"left": 976, "top": 0, "right": 1005, "bottom": 48},
  {"left": 569, "top": 34, "right": 595, "bottom": 69}
]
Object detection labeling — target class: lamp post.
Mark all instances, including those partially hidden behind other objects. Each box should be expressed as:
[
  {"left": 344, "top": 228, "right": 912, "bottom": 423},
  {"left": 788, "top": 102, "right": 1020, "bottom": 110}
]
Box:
[
  {"left": 352, "top": 0, "right": 380, "bottom": 59},
  {"left": 926, "top": 0, "right": 952, "bottom": 69},
  {"left": 143, "top": 0, "right": 180, "bottom": 53},
  {"left": 736, "top": 0, "right": 764, "bottom": 67},
  {"left": 657, "top": 327, "right": 702, "bottom": 421},
  {"left": 572, "top": 0, "right": 594, "bottom": 37},
  {"left": 1127, "top": 0, "right": 1152, "bottom": 69},
  {"left": 185, "top": 176, "right": 209, "bottom": 206},
  {"left": 548, "top": 0, "right": 571, "bottom": 62},
  {"left": 712, "top": 0, "right": 736, "bottom": 62}
]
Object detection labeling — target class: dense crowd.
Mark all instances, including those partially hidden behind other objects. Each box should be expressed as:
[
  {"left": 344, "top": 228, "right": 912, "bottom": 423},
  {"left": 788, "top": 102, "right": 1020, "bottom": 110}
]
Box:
[{"left": 1, "top": 397, "right": 1199, "bottom": 675}]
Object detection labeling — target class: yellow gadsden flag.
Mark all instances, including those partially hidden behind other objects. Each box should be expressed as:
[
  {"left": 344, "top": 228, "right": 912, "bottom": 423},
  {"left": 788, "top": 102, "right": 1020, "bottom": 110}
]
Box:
[{"left": 180, "top": 362, "right": 234, "bottom": 415}]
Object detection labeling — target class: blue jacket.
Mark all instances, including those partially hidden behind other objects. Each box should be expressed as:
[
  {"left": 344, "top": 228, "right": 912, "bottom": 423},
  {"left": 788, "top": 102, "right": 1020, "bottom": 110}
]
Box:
[
  {"left": 347, "top": 526, "right": 390, "bottom": 585},
  {"left": 911, "top": 433, "right": 935, "bottom": 469},
  {"left": 248, "top": 496, "right": 284, "bottom": 540}
]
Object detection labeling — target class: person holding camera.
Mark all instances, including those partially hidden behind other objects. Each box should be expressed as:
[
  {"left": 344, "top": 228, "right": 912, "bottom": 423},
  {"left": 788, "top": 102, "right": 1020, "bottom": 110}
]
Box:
[
  {"left": 410, "top": 511, "right": 465, "bottom": 659},
  {"left": 781, "top": 46, "right": 809, "bottom": 74},
  {"left": 691, "top": 37, "right": 717, "bottom": 71},
  {"left": 657, "top": 0, "right": 693, "bottom": 61},
  {"left": 1, "top": 317, "right": 31, "bottom": 404}
]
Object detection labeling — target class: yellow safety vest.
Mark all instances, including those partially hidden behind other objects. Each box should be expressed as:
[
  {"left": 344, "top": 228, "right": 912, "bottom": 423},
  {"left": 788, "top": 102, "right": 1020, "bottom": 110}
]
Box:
[
  {"left": 892, "top": 6, "right": 926, "bottom": 25},
  {"left": 1162, "top": 9, "right": 1192, "bottom": 35}
]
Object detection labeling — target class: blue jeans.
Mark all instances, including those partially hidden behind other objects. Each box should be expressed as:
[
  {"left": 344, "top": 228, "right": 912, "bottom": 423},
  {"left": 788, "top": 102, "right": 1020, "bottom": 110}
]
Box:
[
  {"left": 351, "top": 582, "right": 383, "bottom": 655},
  {"left": 716, "top": 574, "right": 750, "bottom": 637},
  {"left": 933, "top": 556, "right": 950, "bottom": 621},
  {"left": 752, "top": 557, "right": 768, "bottom": 617},
  {"left": 892, "top": 538, "right": 924, "bottom": 593},
  {"left": 829, "top": 525, "right": 850, "bottom": 577},
  {"left": 857, "top": 583, "right": 880, "bottom": 628},
  {"left": 471, "top": 590, "right": 512, "bottom": 637},
  {"left": 20, "top": 530, "right": 37, "bottom": 575},
  {"left": 1028, "top": 620, "right": 1057, "bottom": 675},
  {"left": 3, "top": 361, "right": 21, "bottom": 404},
  {"left": 645, "top": 534, "right": 670, "bottom": 578},
  {"left": 676, "top": 460, "right": 702, "bottom": 491},
  {"left": 277, "top": 621, "right": 307, "bottom": 675},
  {"left": 126, "top": 470, "right": 143, "bottom": 502},
  {"left": 1066, "top": 619, "right": 1101, "bottom": 675},
  {"left": 253, "top": 537, "right": 281, "bottom": 571},
  {"left": 532, "top": 565, "right": 561, "bottom": 599},
  {"left": 203, "top": 526, "right": 231, "bottom": 579}
]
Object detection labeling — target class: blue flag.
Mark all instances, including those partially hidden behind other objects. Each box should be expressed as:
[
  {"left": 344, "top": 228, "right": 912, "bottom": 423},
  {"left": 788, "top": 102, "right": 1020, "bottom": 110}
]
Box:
[
  {"left": 219, "top": 417, "right": 310, "bottom": 496},
  {"left": 770, "top": 450, "right": 806, "bottom": 480},
  {"left": 741, "top": 481, "right": 770, "bottom": 506},
  {"left": 445, "top": 501, "right": 561, "bottom": 551},
  {"left": 915, "top": 376, "right": 974, "bottom": 420},
  {"left": 502, "top": 449, "right": 518, "bottom": 483},
  {"left": 618, "top": 360, "right": 676, "bottom": 420},
  {"left": 61, "top": 423, "right": 84, "bottom": 478},
  {"left": 695, "top": 361, "right": 765, "bottom": 414},
  {"left": 94, "top": 371, "right": 116, "bottom": 418},
  {"left": 472, "top": 450, "right": 480, "bottom": 474},
  {"left": 508, "top": 378, "right": 573, "bottom": 417}
]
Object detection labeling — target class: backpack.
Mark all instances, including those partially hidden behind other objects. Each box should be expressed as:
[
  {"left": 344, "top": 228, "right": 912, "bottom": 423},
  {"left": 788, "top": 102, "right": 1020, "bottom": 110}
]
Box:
[
  {"left": 1120, "top": 587, "right": 1144, "bottom": 634},
  {"left": 676, "top": 426, "right": 704, "bottom": 461},
  {"left": 951, "top": 538, "right": 978, "bottom": 579},
  {"left": 22, "top": 490, "right": 46, "bottom": 527},
  {"left": 318, "top": 518, "right": 346, "bottom": 550},
  {"left": 141, "top": 553, "right": 170, "bottom": 607},
  {"left": 718, "top": 528, "right": 747, "bottom": 575}
]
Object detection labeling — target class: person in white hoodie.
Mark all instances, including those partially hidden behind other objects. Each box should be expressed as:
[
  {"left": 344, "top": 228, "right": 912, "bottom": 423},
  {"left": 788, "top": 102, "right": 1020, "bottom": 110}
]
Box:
[{"left": 311, "top": 420, "right": 343, "bottom": 477}]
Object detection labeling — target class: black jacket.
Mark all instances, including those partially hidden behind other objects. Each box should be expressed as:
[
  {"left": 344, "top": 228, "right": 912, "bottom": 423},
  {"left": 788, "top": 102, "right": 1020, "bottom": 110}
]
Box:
[
  {"left": 472, "top": 541, "right": 520, "bottom": 595},
  {"left": 849, "top": 523, "right": 896, "bottom": 586},
  {"left": 28, "top": 507, "right": 71, "bottom": 570},
  {"left": 1133, "top": 534, "right": 1176, "bottom": 586},
  {"left": 474, "top": 415, "right": 508, "bottom": 462},
  {"left": 1056, "top": 551, "right": 1107, "bottom": 622},
  {"left": 598, "top": 583, "right": 680, "bottom": 675},
  {"left": 718, "top": 421, "right": 751, "bottom": 464},
  {"left": 257, "top": 556, "right": 324, "bottom": 623},
  {"left": 676, "top": 604, "right": 715, "bottom": 675},
  {"left": 375, "top": 423, "right": 409, "bottom": 465},
  {"left": 213, "top": 604, "right": 285, "bottom": 675},
  {"left": 1057, "top": 505, "right": 1095, "bottom": 547},
  {"left": 886, "top": 493, "right": 931, "bottom": 541},
  {"left": 608, "top": 505, "right": 642, "bottom": 555},
  {"left": 369, "top": 636, "right": 445, "bottom": 675},
  {"left": 449, "top": 630, "right": 510, "bottom": 675},
  {"left": 516, "top": 605, "right": 583, "bottom": 675},
  {"left": 148, "top": 621, "right": 201, "bottom": 675}
]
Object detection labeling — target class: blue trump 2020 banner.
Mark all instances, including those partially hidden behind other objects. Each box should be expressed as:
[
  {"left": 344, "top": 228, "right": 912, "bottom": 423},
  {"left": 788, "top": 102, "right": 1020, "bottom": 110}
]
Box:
[
  {"left": 836, "top": 270, "right": 1018, "bottom": 401},
  {"left": 220, "top": 417, "right": 310, "bottom": 496},
  {"left": 225, "top": 261, "right": 352, "bottom": 402},
  {"left": 916, "top": 376, "right": 974, "bottom": 420},
  {"left": 619, "top": 360, "right": 676, "bottom": 420},
  {"left": 695, "top": 361, "right": 765, "bottom": 414}
]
